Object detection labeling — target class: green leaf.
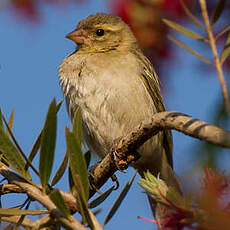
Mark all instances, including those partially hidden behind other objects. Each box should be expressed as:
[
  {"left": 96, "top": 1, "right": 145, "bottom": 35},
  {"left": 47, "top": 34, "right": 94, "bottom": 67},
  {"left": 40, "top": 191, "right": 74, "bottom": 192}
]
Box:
[
  {"left": 39, "top": 99, "right": 57, "bottom": 193},
  {"left": 56, "top": 100, "right": 63, "bottom": 113},
  {"left": 89, "top": 186, "right": 114, "bottom": 209},
  {"left": 103, "top": 173, "right": 136, "bottom": 226},
  {"left": 0, "top": 128, "right": 28, "bottom": 178},
  {"left": 84, "top": 150, "right": 91, "bottom": 169},
  {"left": 26, "top": 101, "right": 62, "bottom": 173},
  {"left": 180, "top": 0, "right": 203, "bottom": 29},
  {"left": 74, "top": 174, "right": 94, "bottom": 229},
  {"left": 220, "top": 31, "right": 230, "bottom": 64},
  {"left": 66, "top": 127, "right": 89, "bottom": 200},
  {"left": 72, "top": 107, "right": 82, "bottom": 145},
  {"left": 49, "top": 189, "right": 70, "bottom": 219},
  {"left": 25, "top": 132, "right": 42, "bottom": 172},
  {"left": 163, "top": 19, "right": 206, "bottom": 42},
  {"left": 68, "top": 166, "right": 74, "bottom": 193},
  {"left": 0, "top": 208, "right": 48, "bottom": 216},
  {"left": 211, "top": 0, "right": 226, "bottom": 25},
  {"left": 168, "top": 35, "right": 212, "bottom": 64},
  {"left": 2, "top": 114, "right": 33, "bottom": 178},
  {"left": 51, "top": 150, "right": 69, "bottom": 187},
  {"left": 5, "top": 109, "right": 14, "bottom": 138}
]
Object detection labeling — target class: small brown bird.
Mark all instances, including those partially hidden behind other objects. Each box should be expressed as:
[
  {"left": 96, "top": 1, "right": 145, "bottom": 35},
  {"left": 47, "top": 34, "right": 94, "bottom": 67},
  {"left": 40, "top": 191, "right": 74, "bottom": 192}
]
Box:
[{"left": 59, "top": 13, "right": 181, "bottom": 216}]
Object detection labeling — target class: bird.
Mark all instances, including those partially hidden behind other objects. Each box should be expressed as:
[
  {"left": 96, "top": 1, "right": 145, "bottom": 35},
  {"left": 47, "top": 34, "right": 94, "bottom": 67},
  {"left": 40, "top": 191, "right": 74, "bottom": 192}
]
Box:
[{"left": 59, "top": 12, "right": 181, "bottom": 219}]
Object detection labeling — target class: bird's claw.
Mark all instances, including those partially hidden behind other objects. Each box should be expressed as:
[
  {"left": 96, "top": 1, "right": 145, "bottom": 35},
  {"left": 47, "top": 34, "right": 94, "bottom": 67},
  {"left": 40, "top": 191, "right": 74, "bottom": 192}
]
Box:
[
  {"left": 111, "top": 174, "right": 119, "bottom": 190},
  {"left": 112, "top": 139, "right": 141, "bottom": 172}
]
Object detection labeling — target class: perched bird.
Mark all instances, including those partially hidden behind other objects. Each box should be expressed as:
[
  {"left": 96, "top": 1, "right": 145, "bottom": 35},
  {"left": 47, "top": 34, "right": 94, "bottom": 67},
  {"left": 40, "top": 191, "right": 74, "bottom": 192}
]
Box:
[{"left": 59, "top": 13, "right": 181, "bottom": 217}]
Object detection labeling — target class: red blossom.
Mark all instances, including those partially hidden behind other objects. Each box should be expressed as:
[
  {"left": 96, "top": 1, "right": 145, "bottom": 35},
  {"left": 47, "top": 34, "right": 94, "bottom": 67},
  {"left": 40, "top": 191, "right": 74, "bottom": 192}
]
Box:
[{"left": 203, "top": 167, "right": 228, "bottom": 199}]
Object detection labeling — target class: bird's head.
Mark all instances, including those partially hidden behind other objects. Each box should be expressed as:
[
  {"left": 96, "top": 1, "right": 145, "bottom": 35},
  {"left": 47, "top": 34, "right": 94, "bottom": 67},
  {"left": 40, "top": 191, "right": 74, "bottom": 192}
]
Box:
[{"left": 66, "top": 13, "right": 137, "bottom": 53}]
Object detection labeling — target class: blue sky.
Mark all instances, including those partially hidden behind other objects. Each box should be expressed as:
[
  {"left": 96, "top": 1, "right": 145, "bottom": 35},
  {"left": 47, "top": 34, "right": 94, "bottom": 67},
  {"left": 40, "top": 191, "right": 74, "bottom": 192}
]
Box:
[{"left": 0, "top": 1, "right": 229, "bottom": 229}]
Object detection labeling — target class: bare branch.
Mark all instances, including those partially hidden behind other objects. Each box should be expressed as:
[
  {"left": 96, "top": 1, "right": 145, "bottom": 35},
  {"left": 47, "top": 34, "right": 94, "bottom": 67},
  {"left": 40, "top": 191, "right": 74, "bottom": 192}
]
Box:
[
  {"left": 1, "top": 216, "right": 34, "bottom": 229},
  {"left": 0, "top": 163, "right": 87, "bottom": 230},
  {"left": 0, "top": 184, "right": 23, "bottom": 195},
  {"left": 199, "top": 0, "right": 230, "bottom": 114},
  {"left": 90, "top": 111, "right": 230, "bottom": 195}
]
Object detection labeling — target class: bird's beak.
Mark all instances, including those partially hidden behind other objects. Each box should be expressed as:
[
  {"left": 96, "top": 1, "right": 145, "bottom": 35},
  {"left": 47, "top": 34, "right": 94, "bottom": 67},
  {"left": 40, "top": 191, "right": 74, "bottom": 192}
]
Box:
[{"left": 65, "top": 29, "right": 89, "bottom": 45}]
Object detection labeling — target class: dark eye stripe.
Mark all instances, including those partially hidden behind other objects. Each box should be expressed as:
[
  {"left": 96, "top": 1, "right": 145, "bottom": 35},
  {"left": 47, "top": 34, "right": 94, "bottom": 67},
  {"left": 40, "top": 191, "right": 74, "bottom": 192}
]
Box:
[{"left": 96, "top": 29, "right": 104, "bottom": 36}]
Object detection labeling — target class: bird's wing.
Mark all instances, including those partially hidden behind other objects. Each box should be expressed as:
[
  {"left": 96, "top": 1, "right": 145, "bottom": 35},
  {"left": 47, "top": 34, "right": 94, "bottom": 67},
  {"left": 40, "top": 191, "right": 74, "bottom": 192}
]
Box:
[{"left": 136, "top": 52, "right": 174, "bottom": 168}]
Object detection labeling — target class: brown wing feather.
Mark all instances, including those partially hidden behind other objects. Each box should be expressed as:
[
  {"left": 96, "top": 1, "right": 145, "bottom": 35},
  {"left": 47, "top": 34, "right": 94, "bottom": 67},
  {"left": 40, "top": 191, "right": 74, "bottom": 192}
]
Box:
[{"left": 133, "top": 49, "right": 173, "bottom": 168}]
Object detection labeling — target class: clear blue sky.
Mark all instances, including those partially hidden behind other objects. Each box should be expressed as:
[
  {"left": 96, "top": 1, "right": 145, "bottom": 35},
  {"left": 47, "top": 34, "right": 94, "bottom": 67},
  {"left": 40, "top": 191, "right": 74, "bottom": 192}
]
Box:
[{"left": 0, "top": 1, "right": 229, "bottom": 229}]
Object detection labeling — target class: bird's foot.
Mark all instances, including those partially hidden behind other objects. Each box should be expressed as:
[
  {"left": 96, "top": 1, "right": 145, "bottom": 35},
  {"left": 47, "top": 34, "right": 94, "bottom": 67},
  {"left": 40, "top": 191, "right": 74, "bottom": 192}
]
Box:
[
  {"left": 112, "top": 138, "right": 141, "bottom": 172},
  {"left": 88, "top": 162, "right": 120, "bottom": 192}
]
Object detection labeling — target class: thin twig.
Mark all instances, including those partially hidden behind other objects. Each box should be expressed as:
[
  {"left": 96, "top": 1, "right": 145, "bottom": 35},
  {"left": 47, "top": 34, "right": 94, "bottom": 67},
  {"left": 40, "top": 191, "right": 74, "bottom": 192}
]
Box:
[
  {"left": 1, "top": 216, "right": 34, "bottom": 229},
  {"left": 199, "top": 0, "right": 230, "bottom": 114},
  {"left": 0, "top": 163, "right": 87, "bottom": 230}
]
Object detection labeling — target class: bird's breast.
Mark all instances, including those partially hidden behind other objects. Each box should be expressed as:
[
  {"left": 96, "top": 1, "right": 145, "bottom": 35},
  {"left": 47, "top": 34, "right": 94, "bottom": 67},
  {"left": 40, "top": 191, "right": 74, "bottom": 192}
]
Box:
[{"left": 59, "top": 52, "right": 161, "bottom": 164}]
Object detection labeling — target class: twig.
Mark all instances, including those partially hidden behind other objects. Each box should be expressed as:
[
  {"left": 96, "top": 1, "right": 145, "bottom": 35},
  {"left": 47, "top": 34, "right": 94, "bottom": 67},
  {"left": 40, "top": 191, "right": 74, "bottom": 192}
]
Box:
[
  {"left": 0, "top": 163, "right": 87, "bottom": 230},
  {"left": 1, "top": 216, "right": 34, "bottom": 229},
  {"left": 0, "top": 184, "right": 23, "bottom": 195},
  {"left": 199, "top": 0, "right": 230, "bottom": 114}
]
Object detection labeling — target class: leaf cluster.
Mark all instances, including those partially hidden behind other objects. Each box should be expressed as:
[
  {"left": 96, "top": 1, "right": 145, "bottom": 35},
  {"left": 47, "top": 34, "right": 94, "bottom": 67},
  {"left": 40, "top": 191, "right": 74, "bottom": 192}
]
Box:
[{"left": 0, "top": 100, "right": 135, "bottom": 229}]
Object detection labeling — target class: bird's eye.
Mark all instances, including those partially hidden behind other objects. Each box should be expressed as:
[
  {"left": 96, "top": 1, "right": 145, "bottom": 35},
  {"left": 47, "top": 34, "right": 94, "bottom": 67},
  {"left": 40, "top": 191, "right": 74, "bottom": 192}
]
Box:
[{"left": 96, "top": 29, "right": 104, "bottom": 36}]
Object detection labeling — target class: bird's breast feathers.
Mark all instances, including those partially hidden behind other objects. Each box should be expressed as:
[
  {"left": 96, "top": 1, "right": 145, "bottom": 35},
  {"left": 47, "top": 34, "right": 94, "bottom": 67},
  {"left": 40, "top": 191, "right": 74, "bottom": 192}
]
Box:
[{"left": 59, "top": 51, "right": 161, "bottom": 160}]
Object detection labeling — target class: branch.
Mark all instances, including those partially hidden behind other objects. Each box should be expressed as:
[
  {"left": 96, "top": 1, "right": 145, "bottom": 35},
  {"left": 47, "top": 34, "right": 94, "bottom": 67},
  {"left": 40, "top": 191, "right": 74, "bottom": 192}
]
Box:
[
  {"left": 199, "top": 0, "right": 230, "bottom": 114},
  {"left": 0, "top": 163, "right": 87, "bottom": 230},
  {"left": 91, "top": 111, "right": 230, "bottom": 195},
  {"left": 1, "top": 111, "right": 230, "bottom": 229},
  {"left": 1, "top": 216, "right": 34, "bottom": 229},
  {"left": 1, "top": 111, "right": 230, "bottom": 211}
]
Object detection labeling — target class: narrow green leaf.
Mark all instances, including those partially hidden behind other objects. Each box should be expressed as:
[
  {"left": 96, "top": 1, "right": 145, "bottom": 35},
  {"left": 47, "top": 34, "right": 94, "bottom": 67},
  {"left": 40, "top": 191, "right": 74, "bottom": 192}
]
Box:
[
  {"left": 220, "top": 31, "right": 230, "bottom": 64},
  {"left": 25, "top": 132, "right": 42, "bottom": 171},
  {"left": 0, "top": 128, "right": 27, "bottom": 178},
  {"left": 74, "top": 174, "right": 94, "bottom": 229},
  {"left": 163, "top": 19, "right": 206, "bottom": 42},
  {"left": 168, "top": 35, "right": 212, "bottom": 64},
  {"left": 180, "top": 0, "right": 203, "bottom": 29},
  {"left": 51, "top": 150, "right": 69, "bottom": 187},
  {"left": 0, "top": 208, "right": 48, "bottom": 216},
  {"left": 72, "top": 107, "right": 82, "bottom": 145},
  {"left": 84, "top": 150, "right": 91, "bottom": 169},
  {"left": 215, "top": 25, "right": 230, "bottom": 41},
  {"left": 211, "top": 0, "right": 226, "bottom": 25},
  {"left": 2, "top": 115, "right": 33, "bottom": 178},
  {"left": 56, "top": 100, "right": 63, "bottom": 113},
  {"left": 39, "top": 99, "right": 57, "bottom": 192},
  {"left": 26, "top": 101, "right": 61, "bottom": 173},
  {"left": 5, "top": 109, "right": 14, "bottom": 138},
  {"left": 68, "top": 166, "right": 74, "bottom": 193},
  {"left": 103, "top": 173, "right": 136, "bottom": 226},
  {"left": 49, "top": 189, "right": 70, "bottom": 219},
  {"left": 89, "top": 186, "right": 114, "bottom": 209},
  {"left": 66, "top": 127, "right": 89, "bottom": 200}
]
